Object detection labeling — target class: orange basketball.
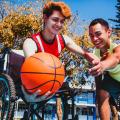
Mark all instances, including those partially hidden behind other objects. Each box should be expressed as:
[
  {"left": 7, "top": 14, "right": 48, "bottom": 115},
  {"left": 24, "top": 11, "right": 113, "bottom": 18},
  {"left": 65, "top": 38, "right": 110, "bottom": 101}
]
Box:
[{"left": 21, "top": 52, "right": 65, "bottom": 98}]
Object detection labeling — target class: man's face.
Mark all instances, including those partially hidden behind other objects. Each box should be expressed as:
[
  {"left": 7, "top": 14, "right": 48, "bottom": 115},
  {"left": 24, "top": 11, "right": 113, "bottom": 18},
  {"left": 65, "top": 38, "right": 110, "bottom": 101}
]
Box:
[
  {"left": 44, "top": 10, "right": 65, "bottom": 35},
  {"left": 89, "top": 23, "right": 111, "bottom": 49}
]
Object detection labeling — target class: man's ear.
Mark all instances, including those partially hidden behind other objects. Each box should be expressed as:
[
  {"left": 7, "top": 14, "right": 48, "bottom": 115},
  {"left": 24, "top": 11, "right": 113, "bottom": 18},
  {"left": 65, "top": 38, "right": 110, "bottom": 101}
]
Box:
[{"left": 108, "top": 28, "right": 112, "bottom": 37}]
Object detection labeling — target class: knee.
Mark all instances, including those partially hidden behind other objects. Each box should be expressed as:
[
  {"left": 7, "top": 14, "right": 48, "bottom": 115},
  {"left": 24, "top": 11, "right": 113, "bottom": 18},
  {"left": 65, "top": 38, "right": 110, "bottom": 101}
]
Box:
[{"left": 97, "top": 90, "right": 110, "bottom": 105}]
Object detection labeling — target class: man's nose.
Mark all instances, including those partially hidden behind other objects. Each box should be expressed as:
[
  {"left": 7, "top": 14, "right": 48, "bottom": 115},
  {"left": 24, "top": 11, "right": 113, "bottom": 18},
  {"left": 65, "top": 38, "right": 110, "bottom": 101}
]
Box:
[{"left": 93, "top": 36, "right": 98, "bottom": 41}]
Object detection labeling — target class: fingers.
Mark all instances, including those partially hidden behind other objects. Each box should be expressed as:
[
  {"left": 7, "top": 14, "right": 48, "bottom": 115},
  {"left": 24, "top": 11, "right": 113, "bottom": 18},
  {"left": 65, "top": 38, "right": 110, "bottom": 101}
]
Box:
[
  {"left": 45, "top": 91, "right": 51, "bottom": 97},
  {"left": 21, "top": 86, "right": 52, "bottom": 102},
  {"left": 33, "top": 90, "right": 41, "bottom": 98},
  {"left": 21, "top": 86, "right": 32, "bottom": 102},
  {"left": 89, "top": 61, "right": 103, "bottom": 76},
  {"left": 35, "top": 91, "right": 51, "bottom": 102},
  {"left": 89, "top": 67, "right": 101, "bottom": 76}
]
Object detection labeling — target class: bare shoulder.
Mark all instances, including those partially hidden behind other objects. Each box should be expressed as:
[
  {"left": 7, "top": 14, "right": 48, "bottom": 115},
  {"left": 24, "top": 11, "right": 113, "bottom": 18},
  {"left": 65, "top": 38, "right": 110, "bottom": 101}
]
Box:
[
  {"left": 24, "top": 38, "right": 35, "bottom": 45},
  {"left": 23, "top": 38, "right": 36, "bottom": 48},
  {"left": 114, "top": 45, "right": 120, "bottom": 53},
  {"left": 113, "top": 45, "right": 120, "bottom": 62},
  {"left": 23, "top": 38, "right": 37, "bottom": 57}
]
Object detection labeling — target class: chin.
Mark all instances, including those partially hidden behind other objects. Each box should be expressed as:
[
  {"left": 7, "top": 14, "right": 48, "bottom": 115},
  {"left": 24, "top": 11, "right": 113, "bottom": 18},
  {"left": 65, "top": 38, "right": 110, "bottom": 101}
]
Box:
[
  {"left": 52, "top": 29, "right": 60, "bottom": 34},
  {"left": 52, "top": 32, "right": 59, "bottom": 35},
  {"left": 96, "top": 44, "right": 104, "bottom": 49},
  {"left": 95, "top": 45, "right": 100, "bottom": 49}
]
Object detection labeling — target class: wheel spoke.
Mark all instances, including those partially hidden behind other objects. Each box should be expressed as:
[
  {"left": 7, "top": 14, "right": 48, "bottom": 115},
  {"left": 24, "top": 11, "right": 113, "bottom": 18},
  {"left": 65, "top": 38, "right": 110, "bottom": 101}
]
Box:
[
  {"left": 0, "top": 82, "right": 9, "bottom": 119},
  {"left": 0, "top": 74, "right": 16, "bottom": 120}
]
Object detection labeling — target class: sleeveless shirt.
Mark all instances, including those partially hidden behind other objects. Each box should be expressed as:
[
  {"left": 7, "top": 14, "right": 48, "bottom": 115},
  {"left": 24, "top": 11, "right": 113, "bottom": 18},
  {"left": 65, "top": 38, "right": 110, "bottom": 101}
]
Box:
[
  {"left": 32, "top": 32, "right": 65, "bottom": 57},
  {"left": 94, "top": 39, "right": 120, "bottom": 82}
]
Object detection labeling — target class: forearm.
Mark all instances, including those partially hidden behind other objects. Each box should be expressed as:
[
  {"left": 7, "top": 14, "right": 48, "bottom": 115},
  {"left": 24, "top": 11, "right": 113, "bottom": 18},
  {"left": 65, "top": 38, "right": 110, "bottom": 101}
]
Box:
[
  {"left": 66, "top": 44, "right": 99, "bottom": 63},
  {"left": 100, "top": 54, "right": 119, "bottom": 71},
  {"left": 64, "top": 35, "right": 99, "bottom": 63},
  {"left": 66, "top": 43, "right": 85, "bottom": 56},
  {"left": 64, "top": 35, "right": 86, "bottom": 57}
]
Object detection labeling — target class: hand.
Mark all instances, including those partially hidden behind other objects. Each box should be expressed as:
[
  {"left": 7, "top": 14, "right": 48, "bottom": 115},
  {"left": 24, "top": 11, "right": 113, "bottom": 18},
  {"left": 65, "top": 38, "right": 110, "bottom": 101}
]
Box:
[
  {"left": 89, "top": 60, "right": 104, "bottom": 76},
  {"left": 21, "top": 86, "right": 51, "bottom": 102}
]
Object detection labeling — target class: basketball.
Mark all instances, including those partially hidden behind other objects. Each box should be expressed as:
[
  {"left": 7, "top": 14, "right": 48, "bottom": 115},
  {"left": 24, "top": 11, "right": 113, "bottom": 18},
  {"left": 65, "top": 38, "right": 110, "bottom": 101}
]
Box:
[{"left": 21, "top": 52, "right": 65, "bottom": 98}]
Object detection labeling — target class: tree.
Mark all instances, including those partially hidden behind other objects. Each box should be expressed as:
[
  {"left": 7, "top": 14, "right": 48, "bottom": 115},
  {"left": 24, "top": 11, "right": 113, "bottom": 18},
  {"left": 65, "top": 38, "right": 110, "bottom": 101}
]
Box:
[
  {"left": 0, "top": 0, "right": 47, "bottom": 49},
  {"left": 0, "top": 1, "right": 9, "bottom": 20},
  {"left": 109, "top": 0, "right": 120, "bottom": 30}
]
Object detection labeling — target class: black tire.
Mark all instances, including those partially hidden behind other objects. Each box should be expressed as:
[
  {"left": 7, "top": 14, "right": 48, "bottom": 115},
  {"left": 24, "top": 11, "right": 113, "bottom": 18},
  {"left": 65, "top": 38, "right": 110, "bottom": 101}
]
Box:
[{"left": 0, "top": 73, "right": 16, "bottom": 120}]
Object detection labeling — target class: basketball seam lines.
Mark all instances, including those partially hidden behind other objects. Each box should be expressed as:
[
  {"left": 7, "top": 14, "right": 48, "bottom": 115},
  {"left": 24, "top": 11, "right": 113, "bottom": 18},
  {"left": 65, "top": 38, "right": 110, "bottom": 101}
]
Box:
[
  {"left": 26, "top": 80, "right": 61, "bottom": 90},
  {"left": 31, "top": 56, "right": 62, "bottom": 69},
  {"left": 21, "top": 72, "right": 64, "bottom": 76},
  {"left": 50, "top": 55, "right": 56, "bottom": 91}
]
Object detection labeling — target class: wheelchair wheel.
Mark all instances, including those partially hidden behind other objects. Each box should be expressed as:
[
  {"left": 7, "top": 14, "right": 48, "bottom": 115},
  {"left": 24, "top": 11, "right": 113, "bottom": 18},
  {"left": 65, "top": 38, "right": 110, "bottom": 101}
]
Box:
[{"left": 0, "top": 73, "right": 16, "bottom": 120}]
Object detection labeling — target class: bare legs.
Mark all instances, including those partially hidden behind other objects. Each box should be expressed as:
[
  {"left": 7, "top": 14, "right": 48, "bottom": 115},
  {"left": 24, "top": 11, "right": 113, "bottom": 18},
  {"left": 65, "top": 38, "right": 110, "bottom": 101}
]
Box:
[
  {"left": 56, "top": 97, "right": 63, "bottom": 120},
  {"left": 97, "top": 89, "right": 111, "bottom": 120}
]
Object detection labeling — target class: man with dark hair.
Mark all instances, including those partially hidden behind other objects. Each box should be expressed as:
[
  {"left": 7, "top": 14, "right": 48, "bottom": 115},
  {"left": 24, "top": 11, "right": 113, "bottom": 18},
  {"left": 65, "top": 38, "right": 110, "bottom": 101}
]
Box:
[{"left": 89, "top": 18, "right": 120, "bottom": 120}]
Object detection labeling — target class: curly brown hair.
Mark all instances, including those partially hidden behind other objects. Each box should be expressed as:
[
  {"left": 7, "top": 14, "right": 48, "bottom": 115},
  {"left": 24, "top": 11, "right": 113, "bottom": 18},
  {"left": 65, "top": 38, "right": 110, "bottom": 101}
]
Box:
[{"left": 43, "top": 1, "right": 71, "bottom": 19}]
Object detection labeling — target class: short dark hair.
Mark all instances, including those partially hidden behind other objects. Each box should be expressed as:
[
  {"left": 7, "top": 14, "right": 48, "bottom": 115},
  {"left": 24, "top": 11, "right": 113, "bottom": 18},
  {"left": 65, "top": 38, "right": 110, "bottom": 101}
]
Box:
[{"left": 89, "top": 18, "right": 109, "bottom": 29}]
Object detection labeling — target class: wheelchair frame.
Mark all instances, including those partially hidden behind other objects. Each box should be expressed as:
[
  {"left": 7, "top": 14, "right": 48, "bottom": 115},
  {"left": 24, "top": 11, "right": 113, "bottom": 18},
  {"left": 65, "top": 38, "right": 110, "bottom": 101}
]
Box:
[
  {"left": 0, "top": 47, "right": 77, "bottom": 120},
  {"left": 0, "top": 47, "right": 48, "bottom": 120},
  {"left": 1, "top": 47, "right": 119, "bottom": 120}
]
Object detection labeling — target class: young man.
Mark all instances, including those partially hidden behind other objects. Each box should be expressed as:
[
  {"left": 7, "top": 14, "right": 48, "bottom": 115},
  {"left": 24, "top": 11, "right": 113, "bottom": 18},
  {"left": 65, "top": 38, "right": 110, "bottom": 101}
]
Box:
[
  {"left": 89, "top": 18, "right": 120, "bottom": 120},
  {"left": 22, "top": 1, "right": 100, "bottom": 120}
]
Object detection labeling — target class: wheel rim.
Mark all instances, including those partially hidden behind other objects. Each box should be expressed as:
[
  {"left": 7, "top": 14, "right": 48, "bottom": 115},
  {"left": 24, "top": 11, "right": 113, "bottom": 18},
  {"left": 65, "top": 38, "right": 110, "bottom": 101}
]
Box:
[{"left": 0, "top": 77, "right": 10, "bottom": 120}]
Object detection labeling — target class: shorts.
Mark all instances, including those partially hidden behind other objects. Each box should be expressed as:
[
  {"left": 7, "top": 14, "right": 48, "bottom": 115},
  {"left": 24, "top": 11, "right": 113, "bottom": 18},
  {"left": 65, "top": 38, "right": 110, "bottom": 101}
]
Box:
[{"left": 101, "top": 72, "right": 120, "bottom": 98}]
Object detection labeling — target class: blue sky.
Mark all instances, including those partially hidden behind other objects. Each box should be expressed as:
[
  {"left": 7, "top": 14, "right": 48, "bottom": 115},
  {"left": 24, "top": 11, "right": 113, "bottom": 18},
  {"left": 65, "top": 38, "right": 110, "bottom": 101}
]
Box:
[
  {"left": 10, "top": 0, "right": 117, "bottom": 27},
  {"left": 10, "top": 0, "right": 117, "bottom": 33},
  {"left": 61, "top": 0, "right": 117, "bottom": 27}
]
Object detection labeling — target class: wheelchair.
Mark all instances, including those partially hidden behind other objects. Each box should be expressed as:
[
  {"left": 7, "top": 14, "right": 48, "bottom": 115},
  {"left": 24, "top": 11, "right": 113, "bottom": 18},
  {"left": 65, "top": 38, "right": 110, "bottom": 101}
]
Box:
[
  {"left": 1, "top": 47, "right": 119, "bottom": 120},
  {"left": 0, "top": 47, "right": 54, "bottom": 120},
  {"left": 0, "top": 47, "right": 80, "bottom": 120}
]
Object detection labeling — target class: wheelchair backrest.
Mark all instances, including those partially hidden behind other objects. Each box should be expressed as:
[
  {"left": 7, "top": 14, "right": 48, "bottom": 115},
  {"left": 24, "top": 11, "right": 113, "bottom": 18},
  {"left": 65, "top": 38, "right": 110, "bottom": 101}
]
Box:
[{"left": 8, "top": 50, "right": 25, "bottom": 81}]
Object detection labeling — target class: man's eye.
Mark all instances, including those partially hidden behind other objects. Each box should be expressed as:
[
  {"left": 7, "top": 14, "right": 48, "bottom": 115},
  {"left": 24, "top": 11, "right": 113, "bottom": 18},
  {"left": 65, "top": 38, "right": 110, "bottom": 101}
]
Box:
[
  {"left": 96, "top": 33, "right": 101, "bottom": 36},
  {"left": 89, "top": 34, "right": 94, "bottom": 38}
]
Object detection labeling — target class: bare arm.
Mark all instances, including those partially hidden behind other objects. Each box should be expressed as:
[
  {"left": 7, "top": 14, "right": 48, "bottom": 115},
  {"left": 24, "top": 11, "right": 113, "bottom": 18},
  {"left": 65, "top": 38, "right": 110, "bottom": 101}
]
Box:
[
  {"left": 101, "top": 45, "right": 120, "bottom": 69},
  {"left": 63, "top": 35, "right": 100, "bottom": 63},
  {"left": 56, "top": 98, "right": 63, "bottom": 120},
  {"left": 23, "top": 38, "right": 37, "bottom": 57},
  {"left": 63, "top": 35, "right": 85, "bottom": 55},
  {"left": 89, "top": 45, "right": 120, "bottom": 76}
]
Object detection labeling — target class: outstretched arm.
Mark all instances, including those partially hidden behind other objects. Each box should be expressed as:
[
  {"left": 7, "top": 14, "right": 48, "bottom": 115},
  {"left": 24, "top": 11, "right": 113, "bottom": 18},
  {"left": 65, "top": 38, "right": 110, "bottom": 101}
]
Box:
[
  {"left": 89, "top": 45, "right": 120, "bottom": 76},
  {"left": 63, "top": 35, "right": 100, "bottom": 63}
]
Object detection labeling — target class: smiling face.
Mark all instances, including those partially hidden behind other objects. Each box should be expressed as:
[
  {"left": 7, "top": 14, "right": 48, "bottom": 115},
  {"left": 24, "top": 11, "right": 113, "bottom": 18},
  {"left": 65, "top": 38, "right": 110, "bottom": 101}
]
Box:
[
  {"left": 44, "top": 10, "right": 65, "bottom": 36},
  {"left": 89, "top": 23, "right": 111, "bottom": 49}
]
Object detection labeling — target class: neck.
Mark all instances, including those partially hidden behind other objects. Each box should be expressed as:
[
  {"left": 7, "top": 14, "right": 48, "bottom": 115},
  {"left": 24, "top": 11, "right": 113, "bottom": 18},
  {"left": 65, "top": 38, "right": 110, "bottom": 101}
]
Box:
[
  {"left": 41, "top": 30, "right": 56, "bottom": 43},
  {"left": 100, "top": 39, "right": 110, "bottom": 55}
]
